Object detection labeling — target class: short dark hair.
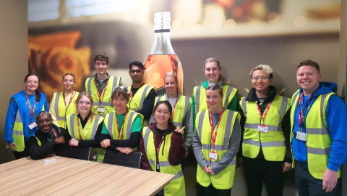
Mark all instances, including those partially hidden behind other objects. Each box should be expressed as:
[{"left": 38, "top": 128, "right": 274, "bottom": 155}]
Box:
[
  {"left": 297, "top": 59, "right": 320, "bottom": 73},
  {"left": 129, "top": 61, "right": 144, "bottom": 70},
  {"left": 93, "top": 53, "right": 109, "bottom": 64},
  {"left": 111, "top": 86, "right": 129, "bottom": 102}
]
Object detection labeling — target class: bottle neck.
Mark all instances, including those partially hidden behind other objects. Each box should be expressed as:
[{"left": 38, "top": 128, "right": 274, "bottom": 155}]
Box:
[{"left": 149, "top": 31, "right": 175, "bottom": 55}]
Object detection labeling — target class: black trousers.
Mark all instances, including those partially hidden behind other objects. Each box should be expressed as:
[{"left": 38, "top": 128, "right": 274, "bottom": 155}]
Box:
[
  {"left": 196, "top": 183, "right": 231, "bottom": 196},
  {"left": 295, "top": 161, "right": 342, "bottom": 196},
  {"left": 243, "top": 157, "right": 284, "bottom": 196},
  {"left": 13, "top": 142, "right": 29, "bottom": 159}
]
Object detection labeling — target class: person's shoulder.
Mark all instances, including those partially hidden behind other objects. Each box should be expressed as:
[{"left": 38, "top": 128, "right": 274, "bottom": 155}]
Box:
[
  {"left": 12, "top": 91, "right": 25, "bottom": 99},
  {"left": 327, "top": 94, "right": 345, "bottom": 107}
]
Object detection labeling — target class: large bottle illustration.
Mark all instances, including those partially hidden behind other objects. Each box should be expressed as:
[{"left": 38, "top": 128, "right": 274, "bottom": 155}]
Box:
[{"left": 143, "top": 12, "right": 183, "bottom": 95}]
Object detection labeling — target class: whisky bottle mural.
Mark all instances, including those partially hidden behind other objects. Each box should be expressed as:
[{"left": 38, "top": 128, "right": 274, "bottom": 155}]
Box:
[{"left": 144, "top": 12, "right": 183, "bottom": 95}]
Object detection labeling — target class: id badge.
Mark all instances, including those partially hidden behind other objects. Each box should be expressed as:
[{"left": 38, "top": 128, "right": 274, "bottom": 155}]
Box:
[
  {"left": 157, "top": 163, "right": 160, "bottom": 169},
  {"left": 257, "top": 125, "right": 268, "bottom": 133},
  {"left": 209, "top": 151, "right": 217, "bottom": 160},
  {"left": 97, "top": 107, "right": 105, "bottom": 113},
  {"left": 28, "top": 122, "right": 37, "bottom": 129},
  {"left": 296, "top": 132, "right": 307, "bottom": 141}
]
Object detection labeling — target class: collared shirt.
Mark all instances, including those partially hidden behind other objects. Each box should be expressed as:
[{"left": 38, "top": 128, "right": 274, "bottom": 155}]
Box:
[{"left": 94, "top": 73, "right": 110, "bottom": 94}]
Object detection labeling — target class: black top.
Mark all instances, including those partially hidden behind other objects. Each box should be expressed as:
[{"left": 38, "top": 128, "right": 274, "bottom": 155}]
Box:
[
  {"left": 131, "top": 85, "right": 157, "bottom": 120},
  {"left": 238, "top": 86, "right": 292, "bottom": 163}
]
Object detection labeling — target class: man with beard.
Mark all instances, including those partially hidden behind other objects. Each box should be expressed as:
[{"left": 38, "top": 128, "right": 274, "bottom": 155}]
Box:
[{"left": 28, "top": 112, "right": 65, "bottom": 160}]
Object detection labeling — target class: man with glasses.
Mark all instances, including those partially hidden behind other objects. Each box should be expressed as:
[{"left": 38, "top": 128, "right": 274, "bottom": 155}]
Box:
[
  {"left": 127, "top": 61, "right": 156, "bottom": 122},
  {"left": 28, "top": 112, "right": 65, "bottom": 160},
  {"left": 85, "top": 53, "right": 122, "bottom": 116}
]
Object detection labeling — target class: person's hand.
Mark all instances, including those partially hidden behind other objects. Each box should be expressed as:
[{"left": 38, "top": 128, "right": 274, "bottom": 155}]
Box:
[
  {"left": 322, "top": 169, "right": 338, "bottom": 193},
  {"left": 55, "top": 136, "right": 65, "bottom": 144},
  {"left": 8, "top": 142, "right": 17, "bottom": 151},
  {"left": 100, "top": 139, "right": 111, "bottom": 148},
  {"left": 116, "top": 147, "right": 133, "bottom": 154},
  {"left": 69, "top": 138, "right": 79, "bottom": 146},
  {"left": 207, "top": 167, "right": 215, "bottom": 175},
  {"left": 203, "top": 166, "right": 209, "bottom": 173},
  {"left": 283, "top": 162, "right": 292, "bottom": 172},
  {"left": 174, "top": 126, "right": 185, "bottom": 134}
]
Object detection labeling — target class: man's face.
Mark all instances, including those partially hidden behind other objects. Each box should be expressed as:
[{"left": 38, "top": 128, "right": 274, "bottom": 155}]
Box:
[
  {"left": 296, "top": 65, "right": 321, "bottom": 93},
  {"left": 129, "top": 65, "right": 144, "bottom": 83},
  {"left": 94, "top": 60, "right": 109, "bottom": 75},
  {"left": 37, "top": 114, "right": 53, "bottom": 134}
]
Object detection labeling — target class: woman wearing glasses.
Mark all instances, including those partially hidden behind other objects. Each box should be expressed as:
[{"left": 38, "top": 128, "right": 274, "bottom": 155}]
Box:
[
  {"left": 49, "top": 73, "right": 79, "bottom": 129},
  {"left": 100, "top": 86, "right": 143, "bottom": 155},
  {"left": 4, "top": 74, "right": 49, "bottom": 159},
  {"left": 139, "top": 101, "right": 186, "bottom": 196},
  {"left": 65, "top": 92, "right": 104, "bottom": 162},
  {"left": 193, "top": 83, "right": 240, "bottom": 196},
  {"left": 238, "top": 64, "right": 291, "bottom": 196}
]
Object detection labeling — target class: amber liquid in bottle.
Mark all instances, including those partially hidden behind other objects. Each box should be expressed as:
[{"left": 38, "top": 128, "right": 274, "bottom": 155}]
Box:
[{"left": 143, "top": 12, "right": 183, "bottom": 95}]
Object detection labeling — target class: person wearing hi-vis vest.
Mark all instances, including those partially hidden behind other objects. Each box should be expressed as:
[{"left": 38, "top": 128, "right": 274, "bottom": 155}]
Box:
[
  {"left": 127, "top": 61, "right": 157, "bottom": 122},
  {"left": 64, "top": 92, "right": 105, "bottom": 162},
  {"left": 99, "top": 86, "right": 143, "bottom": 155},
  {"left": 139, "top": 101, "right": 186, "bottom": 196},
  {"left": 28, "top": 112, "right": 65, "bottom": 160},
  {"left": 192, "top": 83, "right": 240, "bottom": 196},
  {"left": 238, "top": 64, "right": 292, "bottom": 196},
  {"left": 291, "top": 60, "right": 347, "bottom": 196},
  {"left": 4, "top": 74, "right": 49, "bottom": 159},
  {"left": 149, "top": 72, "right": 193, "bottom": 153},
  {"left": 85, "top": 53, "right": 122, "bottom": 116},
  {"left": 49, "top": 73, "right": 79, "bottom": 129}
]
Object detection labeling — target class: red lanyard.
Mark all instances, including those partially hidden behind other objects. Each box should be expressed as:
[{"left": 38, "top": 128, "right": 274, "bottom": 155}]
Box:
[
  {"left": 25, "top": 90, "right": 36, "bottom": 121},
  {"left": 298, "top": 92, "right": 311, "bottom": 130},
  {"left": 52, "top": 129, "right": 58, "bottom": 139},
  {"left": 115, "top": 111, "right": 127, "bottom": 140},
  {"left": 130, "top": 90, "right": 133, "bottom": 99},
  {"left": 209, "top": 109, "right": 224, "bottom": 150},
  {"left": 171, "top": 98, "right": 179, "bottom": 120},
  {"left": 77, "top": 116, "right": 89, "bottom": 140},
  {"left": 156, "top": 140, "right": 164, "bottom": 156},
  {"left": 95, "top": 80, "right": 108, "bottom": 104},
  {"left": 63, "top": 91, "right": 74, "bottom": 107},
  {"left": 255, "top": 101, "right": 272, "bottom": 125}
]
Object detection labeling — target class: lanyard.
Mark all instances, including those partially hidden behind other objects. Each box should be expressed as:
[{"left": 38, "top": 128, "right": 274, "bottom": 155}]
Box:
[
  {"left": 171, "top": 98, "right": 179, "bottom": 120},
  {"left": 209, "top": 109, "right": 224, "bottom": 150},
  {"left": 77, "top": 116, "right": 89, "bottom": 140},
  {"left": 52, "top": 129, "right": 58, "bottom": 139},
  {"left": 63, "top": 91, "right": 74, "bottom": 107},
  {"left": 156, "top": 139, "right": 164, "bottom": 156},
  {"left": 95, "top": 80, "right": 108, "bottom": 105},
  {"left": 255, "top": 101, "right": 272, "bottom": 125},
  {"left": 298, "top": 92, "right": 312, "bottom": 131},
  {"left": 115, "top": 111, "right": 127, "bottom": 140},
  {"left": 25, "top": 90, "right": 36, "bottom": 121}
]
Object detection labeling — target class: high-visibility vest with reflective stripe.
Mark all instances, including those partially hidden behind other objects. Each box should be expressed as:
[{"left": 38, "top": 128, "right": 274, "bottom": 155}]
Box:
[
  {"left": 290, "top": 90, "right": 341, "bottom": 179},
  {"left": 104, "top": 110, "right": 142, "bottom": 140},
  {"left": 127, "top": 84, "right": 154, "bottom": 111},
  {"left": 142, "top": 127, "right": 185, "bottom": 196},
  {"left": 66, "top": 114, "right": 105, "bottom": 162},
  {"left": 50, "top": 91, "right": 79, "bottom": 128},
  {"left": 152, "top": 94, "right": 191, "bottom": 127},
  {"left": 85, "top": 76, "right": 120, "bottom": 115},
  {"left": 240, "top": 95, "right": 291, "bottom": 161},
  {"left": 10, "top": 92, "right": 47, "bottom": 152},
  {"left": 193, "top": 85, "right": 237, "bottom": 114},
  {"left": 195, "top": 109, "right": 238, "bottom": 189}
]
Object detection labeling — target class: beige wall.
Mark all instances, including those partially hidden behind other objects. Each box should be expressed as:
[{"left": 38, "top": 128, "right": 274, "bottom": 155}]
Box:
[
  {"left": 0, "top": 0, "right": 28, "bottom": 164},
  {"left": 339, "top": 0, "right": 347, "bottom": 98}
]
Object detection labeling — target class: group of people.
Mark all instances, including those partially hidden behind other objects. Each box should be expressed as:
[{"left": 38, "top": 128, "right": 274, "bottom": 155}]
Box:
[{"left": 4, "top": 53, "right": 347, "bottom": 196}]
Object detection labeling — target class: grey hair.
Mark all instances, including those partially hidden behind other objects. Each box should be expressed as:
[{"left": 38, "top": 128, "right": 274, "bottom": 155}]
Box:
[{"left": 249, "top": 64, "right": 274, "bottom": 78}]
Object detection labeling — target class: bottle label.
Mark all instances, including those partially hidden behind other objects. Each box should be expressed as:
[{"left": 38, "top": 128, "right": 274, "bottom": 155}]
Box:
[{"left": 154, "top": 29, "right": 170, "bottom": 33}]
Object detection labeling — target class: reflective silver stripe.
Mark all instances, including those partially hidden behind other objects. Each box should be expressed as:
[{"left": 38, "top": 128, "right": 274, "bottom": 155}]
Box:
[
  {"left": 143, "top": 127, "right": 151, "bottom": 155},
  {"left": 278, "top": 97, "right": 288, "bottom": 122},
  {"left": 245, "top": 123, "right": 281, "bottom": 132},
  {"left": 69, "top": 114, "right": 76, "bottom": 138},
  {"left": 241, "top": 98, "right": 247, "bottom": 117},
  {"left": 140, "top": 86, "right": 151, "bottom": 110},
  {"left": 183, "top": 96, "right": 190, "bottom": 116},
  {"left": 54, "top": 92, "right": 65, "bottom": 121},
  {"left": 307, "top": 147, "right": 330, "bottom": 155},
  {"left": 306, "top": 128, "right": 329, "bottom": 135},
  {"left": 148, "top": 159, "right": 156, "bottom": 166},
  {"left": 159, "top": 161, "right": 171, "bottom": 167},
  {"left": 90, "top": 116, "right": 101, "bottom": 139},
  {"left": 197, "top": 110, "right": 206, "bottom": 140},
  {"left": 13, "top": 131, "right": 24, "bottom": 136},
  {"left": 107, "top": 112, "right": 114, "bottom": 138},
  {"left": 15, "top": 111, "right": 21, "bottom": 122},
  {"left": 87, "top": 77, "right": 92, "bottom": 93},
  {"left": 320, "top": 93, "right": 330, "bottom": 134},
  {"left": 262, "top": 141, "right": 285, "bottom": 147},
  {"left": 172, "top": 170, "right": 184, "bottom": 180},
  {"left": 223, "top": 110, "right": 234, "bottom": 146},
  {"left": 223, "top": 86, "right": 234, "bottom": 108},
  {"left": 195, "top": 86, "right": 201, "bottom": 113},
  {"left": 202, "top": 144, "right": 227, "bottom": 151},
  {"left": 173, "top": 121, "right": 181, "bottom": 127},
  {"left": 112, "top": 76, "right": 118, "bottom": 92},
  {"left": 229, "top": 159, "right": 236, "bottom": 166},
  {"left": 292, "top": 91, "right": 299, "bottom": 106},
  {"left": 243, "top": 139, "right": 260, "bottom": 147},
  {"left": 94, "top": 102, "right": 111, "bottom": 107},
  {"left": 126, "top": 112, "right": 135, "bottom": 139}
]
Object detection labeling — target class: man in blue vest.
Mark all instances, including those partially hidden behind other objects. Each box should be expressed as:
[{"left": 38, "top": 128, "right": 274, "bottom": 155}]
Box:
[{"left": 291, "top": 59, "right": 347, "bottom": 196}]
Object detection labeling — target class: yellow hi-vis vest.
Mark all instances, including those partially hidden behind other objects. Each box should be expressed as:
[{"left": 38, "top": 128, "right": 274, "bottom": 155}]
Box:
[
  {"left": 193, "top": 85, "right": 237, "bottom": 114},
  {"left": 151, "top": 94, "right": 191, "bottom": 127},
  {"left": 66, "top": 114, "right": 105, "bottom": 162},
  {"left": 50, "top": 91, "right": 79, "bottom": 128},
  {"left": 195, "top": 109, "right": 238, "bottom": 189},
  {"left": 142, "top": 127, "right": 185, "bottom": 196},
  {"left": 85, "top": 76, "right": 121, "bottom": 115},
  {"left": 127, "top": 84, "right": 154, "bottom": 111},
  {"left": 290, "top": 90, "right": 341, "bottom": 179},
  {"left": 240, "top": 95, "right": 291, "bottom": 161}
]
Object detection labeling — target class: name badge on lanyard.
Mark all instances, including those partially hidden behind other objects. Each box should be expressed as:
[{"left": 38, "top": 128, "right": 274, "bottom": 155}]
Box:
[
  {"left": 29, "top": 122, "right": 37, "bottom": 129},
  {"left": 258, "top": 125, "right": 268, "bottom": 133},
  {"left": 209, "top": 151, "right": 217, "bottom": 160},
  {"left": 256, "top": 101, "right": 272, "bottom": 134},
  {"left": 296, "top": 132, "right": 307, "bottom": 141},
  {"left": 296, "top": 92, "right": 311, "bottom": 142},
  {"left": 97, "top": 107, "right": 105, "bottom": 113}
]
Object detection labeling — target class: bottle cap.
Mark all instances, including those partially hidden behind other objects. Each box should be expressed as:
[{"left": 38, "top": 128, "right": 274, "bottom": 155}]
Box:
[{"left": 154, "top": 12, "right": 171, "bottom": 30}]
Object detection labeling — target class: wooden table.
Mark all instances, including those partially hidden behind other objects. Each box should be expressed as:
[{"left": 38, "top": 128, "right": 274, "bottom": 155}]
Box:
[{"left": 0, "top": 156, "right": 174, "bottom": 196}]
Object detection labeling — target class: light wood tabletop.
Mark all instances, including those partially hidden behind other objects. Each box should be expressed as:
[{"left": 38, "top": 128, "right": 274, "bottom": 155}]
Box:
[{"left": 0, "top": 156, "right": 174, "bottom": 196}]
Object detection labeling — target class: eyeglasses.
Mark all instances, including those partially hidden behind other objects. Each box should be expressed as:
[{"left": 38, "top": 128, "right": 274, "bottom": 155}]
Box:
[
  {"left": 130, "top": 70, "right": 142, "bottom": 74},
  {"left": 251, "top": 76, "right": 271, "bottom": 80}
]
